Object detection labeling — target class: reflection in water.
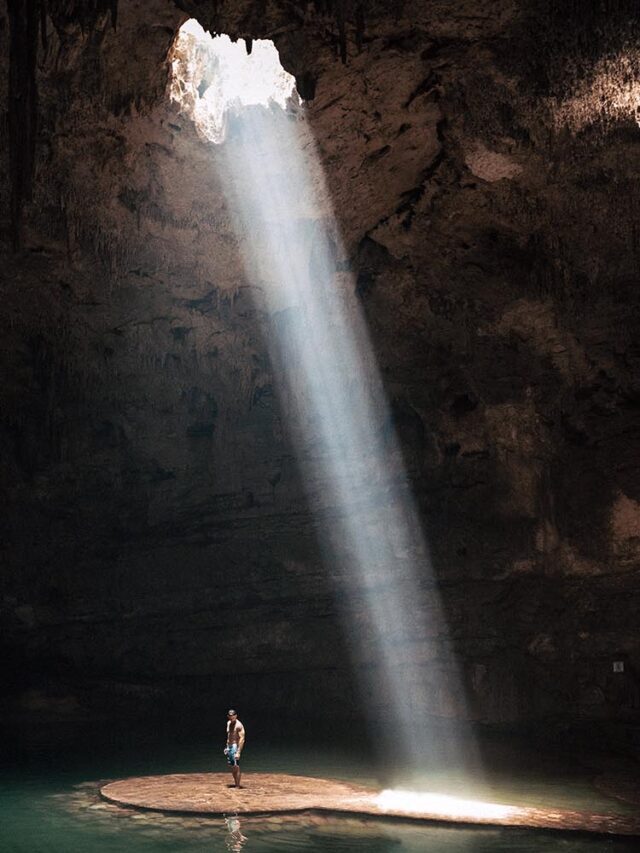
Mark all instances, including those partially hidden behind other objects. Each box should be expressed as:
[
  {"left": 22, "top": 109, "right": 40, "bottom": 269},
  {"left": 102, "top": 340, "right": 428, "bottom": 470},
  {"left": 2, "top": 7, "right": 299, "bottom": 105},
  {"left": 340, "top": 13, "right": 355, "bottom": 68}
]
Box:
[{"left": 224, "top": 813, "right": 247, "bottom": 851}]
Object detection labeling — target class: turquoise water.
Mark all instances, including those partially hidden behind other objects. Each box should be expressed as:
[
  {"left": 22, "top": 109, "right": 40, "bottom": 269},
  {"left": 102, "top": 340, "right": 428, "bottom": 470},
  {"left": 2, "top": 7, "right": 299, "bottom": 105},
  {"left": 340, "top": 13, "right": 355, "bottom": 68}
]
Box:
[{"left": 1, "top": 722, "right": 636, "bottom": 852}]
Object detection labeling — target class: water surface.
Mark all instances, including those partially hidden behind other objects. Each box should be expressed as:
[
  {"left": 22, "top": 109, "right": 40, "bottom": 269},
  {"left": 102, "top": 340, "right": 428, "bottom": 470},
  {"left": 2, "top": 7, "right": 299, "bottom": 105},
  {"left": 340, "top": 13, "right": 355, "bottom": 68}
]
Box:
[{"left": 1, "top": 721, "right": 635, "bottom": 852}]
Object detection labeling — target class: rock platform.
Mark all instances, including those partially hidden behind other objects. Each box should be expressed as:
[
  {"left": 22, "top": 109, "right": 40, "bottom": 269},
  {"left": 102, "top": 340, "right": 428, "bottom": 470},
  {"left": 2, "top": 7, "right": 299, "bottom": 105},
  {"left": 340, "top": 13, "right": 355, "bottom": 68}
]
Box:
[{"left": 100, "top": 773, "right": 640, "bottom": 836}]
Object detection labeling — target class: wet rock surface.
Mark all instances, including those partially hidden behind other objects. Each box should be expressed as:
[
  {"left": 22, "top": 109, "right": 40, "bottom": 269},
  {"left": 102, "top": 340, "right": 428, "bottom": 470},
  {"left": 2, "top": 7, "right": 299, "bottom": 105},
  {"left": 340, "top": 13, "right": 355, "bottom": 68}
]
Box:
[
  {"left": 101, "top": 771, "right": 373, "bottom": 815},
  {"left": 0, "top": 0, "right": 639, "bottom": 738},
  {"left": 98, "top": 771, "right": 640, "bottom": 835}
]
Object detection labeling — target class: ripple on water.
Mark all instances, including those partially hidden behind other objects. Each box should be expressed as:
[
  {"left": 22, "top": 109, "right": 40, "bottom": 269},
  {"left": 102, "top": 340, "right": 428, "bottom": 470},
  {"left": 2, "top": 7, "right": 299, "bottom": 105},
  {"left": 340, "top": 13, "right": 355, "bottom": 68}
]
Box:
[{"left": 250, "top": 828, "right": 397, "bottom": 852}]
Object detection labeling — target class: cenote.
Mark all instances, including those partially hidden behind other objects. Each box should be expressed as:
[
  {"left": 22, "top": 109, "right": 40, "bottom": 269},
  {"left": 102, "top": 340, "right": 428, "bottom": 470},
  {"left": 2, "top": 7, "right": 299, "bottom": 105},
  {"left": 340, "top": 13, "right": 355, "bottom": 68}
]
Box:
[
  {"left": 2, "top": 722, "right": 638, "bottom": 852},
  {"left": 2, "top": 2, "right": 640, "bottom": 852}
]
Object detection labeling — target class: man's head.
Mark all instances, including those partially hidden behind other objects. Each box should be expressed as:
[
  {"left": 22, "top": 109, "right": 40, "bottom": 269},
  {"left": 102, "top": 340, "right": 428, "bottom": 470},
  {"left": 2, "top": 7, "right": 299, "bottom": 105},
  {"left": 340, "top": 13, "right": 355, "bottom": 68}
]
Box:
[{"left": 227, "top": 709, "right": 238, "bottom": 720}]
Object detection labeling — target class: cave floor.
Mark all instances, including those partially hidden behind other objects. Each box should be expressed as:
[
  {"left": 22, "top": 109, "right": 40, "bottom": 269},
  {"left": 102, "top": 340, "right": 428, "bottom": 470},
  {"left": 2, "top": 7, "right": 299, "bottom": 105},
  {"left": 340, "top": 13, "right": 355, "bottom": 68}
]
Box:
[{"left": 100, "top": 771, "right": 640, "bottom": 837}]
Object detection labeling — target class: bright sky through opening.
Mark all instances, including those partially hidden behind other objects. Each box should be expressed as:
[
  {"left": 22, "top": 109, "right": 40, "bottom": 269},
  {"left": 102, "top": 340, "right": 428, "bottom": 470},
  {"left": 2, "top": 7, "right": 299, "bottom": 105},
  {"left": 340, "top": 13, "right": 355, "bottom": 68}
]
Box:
[{"left": 172, "top": 20, "right": 297, "bottom": 143}]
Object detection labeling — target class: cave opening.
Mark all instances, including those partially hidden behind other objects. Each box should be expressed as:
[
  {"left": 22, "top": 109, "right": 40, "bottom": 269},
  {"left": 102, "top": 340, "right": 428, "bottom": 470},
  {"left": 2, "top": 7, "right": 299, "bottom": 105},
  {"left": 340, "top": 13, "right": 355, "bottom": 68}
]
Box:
[{"left": 170, "top": 19, "right": 298, "bottom": 143}]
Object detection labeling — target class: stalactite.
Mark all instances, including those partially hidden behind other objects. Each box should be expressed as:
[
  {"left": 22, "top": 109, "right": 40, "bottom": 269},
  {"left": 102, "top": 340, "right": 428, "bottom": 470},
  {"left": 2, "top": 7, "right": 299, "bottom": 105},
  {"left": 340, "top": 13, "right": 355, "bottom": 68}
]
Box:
[
  {"left": 312, "top": 0, "right": 333, "bottom": 15},
  {"left": 7, "top": 0, "right": 40, "bottom": 251},
  {"left": 355, "top": 3, "right": 365, "bottom": 52},
  {"left": 336, "top": 0, "right": 347, "bottom": 64},
  {"left": 39, "top": 0, "right": 48, "bottom": 51},
  {"left": 47, "top": 0, "right": 118, "bottom": 32},
  {"left": 7, "top": 1, "right": 120, "bottom": 250},
  {"left": 245, "top": 37, "right": 253, "bottom": 54},
  {"left": 295, "top": 70, "right": 317, "bottom": 100},
  {"left": 310, "top": 0, "right": 368, "bottom": 64}
]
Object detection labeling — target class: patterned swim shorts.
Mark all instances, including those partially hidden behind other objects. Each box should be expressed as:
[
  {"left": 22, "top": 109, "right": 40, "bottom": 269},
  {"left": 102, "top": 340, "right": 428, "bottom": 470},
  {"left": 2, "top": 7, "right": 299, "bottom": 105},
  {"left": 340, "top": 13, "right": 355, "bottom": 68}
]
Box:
[{"left": 224, "top": 744, "right": 240, "bottom": 766}]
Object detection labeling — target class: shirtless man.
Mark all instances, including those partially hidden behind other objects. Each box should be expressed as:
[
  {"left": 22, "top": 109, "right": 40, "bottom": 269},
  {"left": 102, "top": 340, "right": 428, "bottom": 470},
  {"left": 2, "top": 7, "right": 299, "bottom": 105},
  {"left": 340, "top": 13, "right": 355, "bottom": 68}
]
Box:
[{"left": 225, "top": 709, "right": 245, "bottom": 788}]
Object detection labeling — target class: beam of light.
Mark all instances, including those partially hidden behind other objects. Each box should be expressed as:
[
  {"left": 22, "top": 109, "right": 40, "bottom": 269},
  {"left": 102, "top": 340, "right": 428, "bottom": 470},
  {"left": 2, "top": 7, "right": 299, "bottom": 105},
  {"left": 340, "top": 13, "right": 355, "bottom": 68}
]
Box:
[
  {"left": 375, "top": 789, "right": 522, "bottom": 822},
  {"left": 171, "top": 22, "right": 480, "bottom": 788}
]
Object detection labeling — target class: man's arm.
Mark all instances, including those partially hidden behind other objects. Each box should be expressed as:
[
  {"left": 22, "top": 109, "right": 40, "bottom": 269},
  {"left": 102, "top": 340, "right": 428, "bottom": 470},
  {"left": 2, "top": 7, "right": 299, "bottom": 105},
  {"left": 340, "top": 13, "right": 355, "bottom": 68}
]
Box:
[{"left": 237, "top": 723, "right": 246, "bottom": 755}]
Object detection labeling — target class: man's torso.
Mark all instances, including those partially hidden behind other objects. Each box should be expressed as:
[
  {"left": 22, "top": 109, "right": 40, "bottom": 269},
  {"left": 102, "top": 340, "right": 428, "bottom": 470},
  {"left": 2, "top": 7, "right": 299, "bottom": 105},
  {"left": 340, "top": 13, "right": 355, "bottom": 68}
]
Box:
[{"left": 227, "top": 720, "right": 244, "bottom": 744}]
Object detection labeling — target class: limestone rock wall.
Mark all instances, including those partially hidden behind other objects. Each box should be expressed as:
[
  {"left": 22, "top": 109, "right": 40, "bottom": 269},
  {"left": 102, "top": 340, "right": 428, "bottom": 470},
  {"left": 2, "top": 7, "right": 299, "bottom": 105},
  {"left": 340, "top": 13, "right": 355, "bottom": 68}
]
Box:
[{"left": 1, "top": 0, "right": 639, "bottom": 734}]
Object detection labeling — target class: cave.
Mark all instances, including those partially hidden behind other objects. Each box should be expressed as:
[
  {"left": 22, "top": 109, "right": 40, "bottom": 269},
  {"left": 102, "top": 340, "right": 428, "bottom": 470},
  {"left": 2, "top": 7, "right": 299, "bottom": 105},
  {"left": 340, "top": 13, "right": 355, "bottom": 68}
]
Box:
[{"left": 1, "top": 1, "right": 640, "bottom": 849}]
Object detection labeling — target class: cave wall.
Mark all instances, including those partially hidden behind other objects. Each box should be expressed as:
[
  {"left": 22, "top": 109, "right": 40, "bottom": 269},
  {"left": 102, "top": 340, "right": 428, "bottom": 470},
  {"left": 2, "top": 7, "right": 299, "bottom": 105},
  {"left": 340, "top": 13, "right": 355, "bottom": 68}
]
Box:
[{"left": 1, "top": 0, "right": 639, "bottom": 733}]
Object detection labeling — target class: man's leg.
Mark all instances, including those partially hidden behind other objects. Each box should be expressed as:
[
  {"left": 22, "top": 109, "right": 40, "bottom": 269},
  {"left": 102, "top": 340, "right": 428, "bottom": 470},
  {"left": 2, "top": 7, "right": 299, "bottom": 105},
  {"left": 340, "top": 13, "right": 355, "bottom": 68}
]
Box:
[{"left": 232, "top": 762, "right": 241, "bottom": 787}]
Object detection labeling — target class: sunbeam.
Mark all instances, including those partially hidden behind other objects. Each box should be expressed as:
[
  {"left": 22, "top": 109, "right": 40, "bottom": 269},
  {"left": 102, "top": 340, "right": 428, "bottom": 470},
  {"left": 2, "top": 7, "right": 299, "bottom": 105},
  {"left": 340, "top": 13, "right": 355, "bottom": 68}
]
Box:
[{"left": 172, "top": 20, "right": 481, "bottom": 791}]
